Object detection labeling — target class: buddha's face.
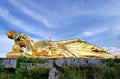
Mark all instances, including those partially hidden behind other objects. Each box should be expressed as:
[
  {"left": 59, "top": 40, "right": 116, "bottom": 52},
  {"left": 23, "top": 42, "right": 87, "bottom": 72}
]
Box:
[{"left": 7, "top": 30, "right": 16, "bottom": 39}]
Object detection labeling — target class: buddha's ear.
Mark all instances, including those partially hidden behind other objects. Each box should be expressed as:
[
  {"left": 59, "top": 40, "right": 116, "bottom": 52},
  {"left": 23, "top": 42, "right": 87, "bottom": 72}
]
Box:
[{"left": 7, "top": 34, "right": 14, "bottom": 39}]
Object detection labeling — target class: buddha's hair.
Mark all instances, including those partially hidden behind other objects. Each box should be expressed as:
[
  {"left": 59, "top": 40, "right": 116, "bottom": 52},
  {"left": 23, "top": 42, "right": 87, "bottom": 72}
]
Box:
[
  {"left": 7, "top": 30, "right": 16, "bottom": 35},
  {"left": 7, "top": 30, "right": 16, "bottom": 39}
]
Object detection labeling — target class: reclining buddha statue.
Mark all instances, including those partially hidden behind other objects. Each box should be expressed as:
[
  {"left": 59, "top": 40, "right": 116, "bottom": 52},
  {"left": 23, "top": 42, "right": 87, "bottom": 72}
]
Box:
[{"left": 6, "top": 30, "right": 114, "bottom": 58}]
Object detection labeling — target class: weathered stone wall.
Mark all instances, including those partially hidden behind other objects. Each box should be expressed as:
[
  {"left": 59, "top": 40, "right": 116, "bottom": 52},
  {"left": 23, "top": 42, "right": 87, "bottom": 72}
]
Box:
[
  {"left": 0, "top": 58, "right": 120, "bottom": 79},
  {"left": 1, "top": 58, "right": 120, "bottom": 68},
  {"left": 0, "top": 58, "right": 17, "bottom": 68}
]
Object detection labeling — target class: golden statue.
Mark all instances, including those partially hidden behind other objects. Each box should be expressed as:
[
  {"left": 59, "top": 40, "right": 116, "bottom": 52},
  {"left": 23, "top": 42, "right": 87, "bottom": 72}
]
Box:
[{"left": 6, "top": 30, "right": 114, "bottom": 58}]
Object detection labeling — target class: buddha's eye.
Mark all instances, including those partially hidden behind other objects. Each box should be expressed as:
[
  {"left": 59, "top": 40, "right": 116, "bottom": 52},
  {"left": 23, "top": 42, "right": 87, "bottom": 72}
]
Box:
[
  {"left": 17, "top": 36, "right": 23, "bottom": 41},
  {"left": 17, "top": 37, "right": 20, "bottom": 41}
]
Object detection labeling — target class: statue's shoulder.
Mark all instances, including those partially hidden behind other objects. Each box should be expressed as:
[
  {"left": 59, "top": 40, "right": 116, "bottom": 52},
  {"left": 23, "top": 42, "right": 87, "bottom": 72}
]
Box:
[
  {"left": 18, "top": 33, "right": 34, "bottom": 42},
  {"left": 16, "top": 33, "right": 30, "bottom": 39},
  {"left": 18, "top": 33, "right": 28, "bottom": 36}
]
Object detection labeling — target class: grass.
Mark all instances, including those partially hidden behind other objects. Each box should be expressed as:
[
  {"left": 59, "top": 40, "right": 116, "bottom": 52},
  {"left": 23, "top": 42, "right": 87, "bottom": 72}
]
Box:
[
  {"left": 16, "top": 67, "right": 49, "bottom": 79},
  {"left": 59, "top": 67, "right": 120, "bottom": 79},
  {"left": 59, "top": 59, "right": 120, "bottom": 79},
  {"left": 0, "top": 67, "right": 49, "bottom": 79}
]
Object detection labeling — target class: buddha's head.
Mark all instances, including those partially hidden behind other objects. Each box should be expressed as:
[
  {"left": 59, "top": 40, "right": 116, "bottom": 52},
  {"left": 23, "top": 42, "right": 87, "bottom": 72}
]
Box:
[{"left": 7, "top": 30, "right": 16, "bottom": 39}]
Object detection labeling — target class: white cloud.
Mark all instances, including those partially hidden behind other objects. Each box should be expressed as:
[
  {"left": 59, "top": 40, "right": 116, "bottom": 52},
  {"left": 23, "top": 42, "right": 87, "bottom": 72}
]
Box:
[
  {"left": 32, "top": 37, "right": 40, "bottom": 42},
  {"left": 9, "top": 0, "right": 54, "bottom": 28},
  {"left": 82, "top": 31, "right": 94, "bottom": 37},
  {"left": 103, "top": 47, "right": 120, "bottom": 55},
  {"left": 115, "top": 25, "right": 120, "bottom": 31},
  {"left": 81, "top": 27, "right": 109, "bottom": 37}
]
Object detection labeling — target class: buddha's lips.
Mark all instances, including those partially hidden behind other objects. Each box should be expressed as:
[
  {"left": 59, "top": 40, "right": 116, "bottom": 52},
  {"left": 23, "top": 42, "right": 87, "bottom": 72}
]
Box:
[{"left": 20, "top": 43, "right": 26, "bottom": 47}]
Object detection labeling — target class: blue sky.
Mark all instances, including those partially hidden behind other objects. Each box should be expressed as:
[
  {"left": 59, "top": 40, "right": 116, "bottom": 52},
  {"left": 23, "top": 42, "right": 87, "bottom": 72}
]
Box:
[{"left": 0, "top": 0, "right": 120, "bottom": 57}]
